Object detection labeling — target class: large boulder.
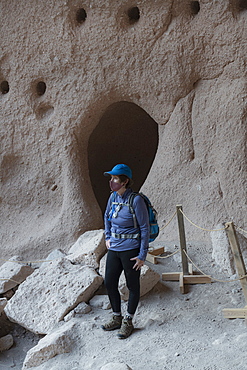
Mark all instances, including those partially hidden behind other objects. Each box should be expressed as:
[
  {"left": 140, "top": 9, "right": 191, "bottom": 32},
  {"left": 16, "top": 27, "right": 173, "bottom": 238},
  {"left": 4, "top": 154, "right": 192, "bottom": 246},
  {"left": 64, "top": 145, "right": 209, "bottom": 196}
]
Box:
[
  {"left": 67, "top": 229, "right": 107, "bottom": 268},
  {"left": 22, "top": 321, "right": 76, "bottom": 368},
  {"left": 4, "top": 258, "right": 103, "bottom": 334}
]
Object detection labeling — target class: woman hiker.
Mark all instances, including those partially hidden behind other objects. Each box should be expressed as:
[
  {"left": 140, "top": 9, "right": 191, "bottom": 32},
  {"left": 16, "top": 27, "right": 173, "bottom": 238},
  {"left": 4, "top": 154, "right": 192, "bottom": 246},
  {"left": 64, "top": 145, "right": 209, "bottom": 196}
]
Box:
[{"left": 101, "top": 164, "right": 149, "bottom": 339}]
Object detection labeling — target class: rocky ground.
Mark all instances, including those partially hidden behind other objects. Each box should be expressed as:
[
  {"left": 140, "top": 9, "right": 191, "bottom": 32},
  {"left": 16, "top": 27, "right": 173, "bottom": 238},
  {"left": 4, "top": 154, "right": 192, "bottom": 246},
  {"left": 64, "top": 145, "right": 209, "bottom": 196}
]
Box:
[{"left": 0, "top": 241, "right": 247, "bottom": 370}]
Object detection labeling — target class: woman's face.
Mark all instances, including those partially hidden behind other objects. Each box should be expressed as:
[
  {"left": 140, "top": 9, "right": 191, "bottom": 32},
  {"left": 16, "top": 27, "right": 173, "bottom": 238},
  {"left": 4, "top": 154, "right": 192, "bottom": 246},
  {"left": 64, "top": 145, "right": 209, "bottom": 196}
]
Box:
[
  {"left": 109, "top": 175, "right": 127, "bottom": 192},
  {"left": 110, "top": 175, "right": 121, "bottom": 184}
]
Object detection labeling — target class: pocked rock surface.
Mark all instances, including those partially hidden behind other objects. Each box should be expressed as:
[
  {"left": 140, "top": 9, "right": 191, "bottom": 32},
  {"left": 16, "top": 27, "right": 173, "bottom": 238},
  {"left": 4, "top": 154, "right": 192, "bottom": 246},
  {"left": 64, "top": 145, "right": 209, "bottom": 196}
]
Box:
[
  {"left": 4, "top": 258, "right": 103, "bottom": 334},
  {"left": 1, "top": 0, "right": 246, "bottom": 261}
]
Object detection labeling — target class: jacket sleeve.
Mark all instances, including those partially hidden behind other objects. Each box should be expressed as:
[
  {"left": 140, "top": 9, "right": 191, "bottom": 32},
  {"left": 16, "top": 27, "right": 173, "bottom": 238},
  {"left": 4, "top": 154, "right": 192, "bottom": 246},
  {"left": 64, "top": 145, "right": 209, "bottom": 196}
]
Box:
[
  {"left": 104, "top": 194, "right": 112, "bottom": 240},
  {"left": 133, "top": 195, "right": 150, "bottom": 261}
]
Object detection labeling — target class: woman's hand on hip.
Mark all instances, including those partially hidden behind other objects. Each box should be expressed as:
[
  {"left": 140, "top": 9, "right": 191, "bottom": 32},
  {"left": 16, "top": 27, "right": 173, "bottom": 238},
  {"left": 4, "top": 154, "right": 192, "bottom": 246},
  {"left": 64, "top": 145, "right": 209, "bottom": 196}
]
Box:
[{"left": 130, "top": 257, "right": 144, "bottom": 271}]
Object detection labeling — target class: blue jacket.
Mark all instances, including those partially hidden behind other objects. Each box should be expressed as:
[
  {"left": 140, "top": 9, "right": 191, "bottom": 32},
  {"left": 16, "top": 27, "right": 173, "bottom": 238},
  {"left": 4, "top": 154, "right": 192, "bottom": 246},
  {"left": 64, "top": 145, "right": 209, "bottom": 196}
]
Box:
[{"left": 104, "top": 188, "right": 150, "bottom": 261}]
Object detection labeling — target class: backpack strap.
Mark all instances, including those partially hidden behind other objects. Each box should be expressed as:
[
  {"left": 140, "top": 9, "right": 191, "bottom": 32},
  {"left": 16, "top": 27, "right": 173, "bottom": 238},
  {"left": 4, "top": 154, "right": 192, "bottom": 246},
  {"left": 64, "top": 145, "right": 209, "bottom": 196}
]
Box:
[
  {"left": 107, "top": 192, "right": 116, "bottom": 221},
  {"left": 108, "top": 192, "right": 132, "bottom": 220},
  {"left": 128, "top": 192, "right": 139, "bottom": 229},
  {"left": 108, "top": 191, "right": 141, "bottom": 240}
]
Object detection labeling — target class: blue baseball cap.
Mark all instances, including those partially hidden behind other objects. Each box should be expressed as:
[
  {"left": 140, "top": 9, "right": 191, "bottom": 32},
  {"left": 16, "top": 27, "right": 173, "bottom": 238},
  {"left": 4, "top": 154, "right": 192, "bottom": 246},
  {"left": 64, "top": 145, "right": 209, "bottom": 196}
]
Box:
[{"left": 104, "top": 164, "right": 132, "bottom": 179}]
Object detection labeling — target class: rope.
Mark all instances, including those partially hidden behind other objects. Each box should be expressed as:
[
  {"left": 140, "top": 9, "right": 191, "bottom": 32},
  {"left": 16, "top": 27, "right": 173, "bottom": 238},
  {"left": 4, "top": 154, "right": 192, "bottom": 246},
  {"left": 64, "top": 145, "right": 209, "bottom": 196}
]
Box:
[
  {"left": 0, "top": 278, "right": 21, "bottom": 284},
  {"left": 179, "top": 209, "right": 227, "bottom": 232},
  {"left": 159, "top": 210, "right": 177, "bottom": 231},
  {"left": 182, "top": 249, "right": 247, "bottom": 283},
  {"left": 0, "top": 258, "right": 56, "bottom": 265},
  {"left": 156, "top": 250, "right": 179, "bottom": 259},
  {"left": 236, "top": 226, "right": 247, "bottom": 234}
]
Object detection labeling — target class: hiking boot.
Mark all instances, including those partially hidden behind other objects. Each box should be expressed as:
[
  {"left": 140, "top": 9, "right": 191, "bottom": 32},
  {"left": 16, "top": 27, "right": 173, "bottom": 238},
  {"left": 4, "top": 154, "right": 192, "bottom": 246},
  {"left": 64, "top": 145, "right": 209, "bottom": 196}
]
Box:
[
  {"left": 117, "top": 317, "right": 134, "bottom": 339},
  {"left": 101, "top": 315, "right": 123, "bottom": 331}
]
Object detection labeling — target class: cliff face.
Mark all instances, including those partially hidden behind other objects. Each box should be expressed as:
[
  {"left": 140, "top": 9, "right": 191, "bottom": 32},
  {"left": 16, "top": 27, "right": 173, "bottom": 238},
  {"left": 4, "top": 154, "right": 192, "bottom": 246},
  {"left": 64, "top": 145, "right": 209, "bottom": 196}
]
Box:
[{"left": 1, "top": 0, "right": 246, "bottom": 258}]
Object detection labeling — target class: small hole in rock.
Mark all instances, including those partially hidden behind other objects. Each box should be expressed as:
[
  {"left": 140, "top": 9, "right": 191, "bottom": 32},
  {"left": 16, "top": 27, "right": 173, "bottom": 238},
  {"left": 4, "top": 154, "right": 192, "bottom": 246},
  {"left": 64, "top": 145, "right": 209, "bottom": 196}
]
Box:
[
  {"left": 191, "top": 1, "right": 200, "bottom": 15},
  {"left": 36, "top": 81, "right": 46, "bottom": 96},
  {"left": 76, "top": 8, "right": 87, "bottom": 23},
  {"left": 127, "top": 7, "right": 140, "bottom": 24},
  {"left": 51, "top": 184, "right": 57, "bottom": 191},
  {"left": 1, "top": 81, "right": 10, "bottom": 94}
]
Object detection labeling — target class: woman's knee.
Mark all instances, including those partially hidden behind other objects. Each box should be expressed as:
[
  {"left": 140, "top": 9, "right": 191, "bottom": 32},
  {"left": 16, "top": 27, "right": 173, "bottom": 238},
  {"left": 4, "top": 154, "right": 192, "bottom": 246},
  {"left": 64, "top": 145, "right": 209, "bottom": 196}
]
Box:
[
  {"left": 125, "top": 270, "right": 140, "bottom": 289},
  {"left": 105, "top": 274, "right": 118, "bottom": 291}
]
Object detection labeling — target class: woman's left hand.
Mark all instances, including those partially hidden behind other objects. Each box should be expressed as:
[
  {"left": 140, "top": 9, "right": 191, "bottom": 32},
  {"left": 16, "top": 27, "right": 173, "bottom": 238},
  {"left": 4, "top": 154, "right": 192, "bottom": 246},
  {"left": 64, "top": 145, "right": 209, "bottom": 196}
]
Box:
[{"left": 130, "top": 257, "right": 144, "bottom": 271}]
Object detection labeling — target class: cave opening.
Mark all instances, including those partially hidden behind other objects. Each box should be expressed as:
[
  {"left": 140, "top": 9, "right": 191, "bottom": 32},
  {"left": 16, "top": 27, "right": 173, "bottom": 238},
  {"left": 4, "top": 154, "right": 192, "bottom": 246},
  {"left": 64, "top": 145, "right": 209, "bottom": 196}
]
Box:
[{"left": 88, "top": 101, "right": 159, "bottom": 213}]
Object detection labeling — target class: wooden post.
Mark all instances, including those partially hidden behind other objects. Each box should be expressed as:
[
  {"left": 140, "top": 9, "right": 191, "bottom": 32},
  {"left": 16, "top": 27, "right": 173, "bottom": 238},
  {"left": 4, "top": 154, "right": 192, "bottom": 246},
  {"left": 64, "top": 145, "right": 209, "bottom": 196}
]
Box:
[
  {"left": 225, "top": 222, "right": 247, "bottom": 303},
  {"left": 176, "top": 205, "right": 189, "bottom": 275},
  {"left": 162, "top": 206, "right": 211, "bottom": 292}
]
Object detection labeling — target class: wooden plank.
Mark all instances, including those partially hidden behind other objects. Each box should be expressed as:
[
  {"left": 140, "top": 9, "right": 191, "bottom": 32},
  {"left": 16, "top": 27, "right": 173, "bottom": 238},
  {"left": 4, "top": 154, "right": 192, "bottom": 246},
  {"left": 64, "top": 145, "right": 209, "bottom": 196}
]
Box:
[
  {"left": 162, "top": 272, "right": 180, "bottom": 281},
  {"left": 176, "top": 205, "right": 189, "bottom": 275},
  {"left": 146, "top": 253, "right": 158, "bottom": 264},
  {"left": 162, "top": 273, "right": 211, "bottom": 284},
  {"left": 179, "top": 273, "right": 185, "bottom": 294},
  {"left": 223, "top": 308, "right": 247, "bottom": 319},
  {"left": 225, "top": 222, "right": 247, "bottom": 303},
  {"left": 148, "top": 247, "right": 165, "bottom": 256},
  {"left": 183, "top": 275, "right": 211, "bottom": 284}
]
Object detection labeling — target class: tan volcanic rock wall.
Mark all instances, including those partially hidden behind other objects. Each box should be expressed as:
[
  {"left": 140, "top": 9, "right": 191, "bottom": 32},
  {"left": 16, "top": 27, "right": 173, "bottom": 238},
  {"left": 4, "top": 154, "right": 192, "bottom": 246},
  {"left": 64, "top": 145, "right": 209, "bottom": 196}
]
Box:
[{"left": 0, "top": 0, "right": 246, "bottom": 259}]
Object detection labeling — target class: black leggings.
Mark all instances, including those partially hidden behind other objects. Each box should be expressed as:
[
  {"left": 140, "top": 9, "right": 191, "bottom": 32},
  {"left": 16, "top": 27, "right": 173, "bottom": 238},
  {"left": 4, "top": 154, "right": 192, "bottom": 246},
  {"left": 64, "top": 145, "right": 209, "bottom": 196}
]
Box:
[{"left": 104, "top": 248, "right": 140, "bottom": 315}]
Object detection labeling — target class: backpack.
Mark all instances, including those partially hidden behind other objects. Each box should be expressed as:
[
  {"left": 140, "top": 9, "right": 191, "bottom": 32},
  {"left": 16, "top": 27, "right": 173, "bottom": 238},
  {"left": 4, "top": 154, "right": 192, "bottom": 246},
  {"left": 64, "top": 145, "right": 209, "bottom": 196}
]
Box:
[{"left": 108, "top": 191, "right": 159, "bottom": 243}]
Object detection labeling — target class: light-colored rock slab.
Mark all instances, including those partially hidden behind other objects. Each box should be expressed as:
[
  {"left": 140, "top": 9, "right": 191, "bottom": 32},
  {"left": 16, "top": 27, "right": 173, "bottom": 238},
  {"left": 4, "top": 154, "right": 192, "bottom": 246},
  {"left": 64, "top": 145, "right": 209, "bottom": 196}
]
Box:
[
  {"left": 140, "top": 265, "right": 160, "bottom": 295},
  {"left": 0, "top": 334, "right": 14, "bottom": 352},
  {"left": 100, "top": 363, "right": 132, "bottom": 370},
  {"left": 0, "top": 298, "right": 7, "bottom": 314},
  {"left": 0, "top": 256, "right": 34, "bottom": 294},
  {"left": 89, "top": 295, "right": 111, "bottom": 310},
  {"left": 67, "top": 229, "right": 107, "bottom": 268},
  {"left": 99, "top": 254, "right": 160, "bottom": 300},
  {"left": 211, "top": 225, "right": 235, "bottom": 275},
  {"left": 22, "top": 321, "right": 76, "bottom": 368},
  {"left": 4, "top": 258, "right": 103, "bottom": 334}
]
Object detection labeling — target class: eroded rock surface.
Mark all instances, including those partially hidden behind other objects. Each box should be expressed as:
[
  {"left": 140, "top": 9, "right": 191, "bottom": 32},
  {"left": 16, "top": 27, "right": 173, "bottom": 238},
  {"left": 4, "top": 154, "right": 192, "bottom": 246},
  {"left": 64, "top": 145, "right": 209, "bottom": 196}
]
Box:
[
  {"left": 1, "top": 0, "right": 246, "bottom": 260},
  {"left": 22, "top": 321, "right": 76, "bottom": 368},
  {"left": 4, "top": 258, "right": 103, "bottom": 334},
  {"left": 67, "top": 229, "right": 106, "bottom": 268}
]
